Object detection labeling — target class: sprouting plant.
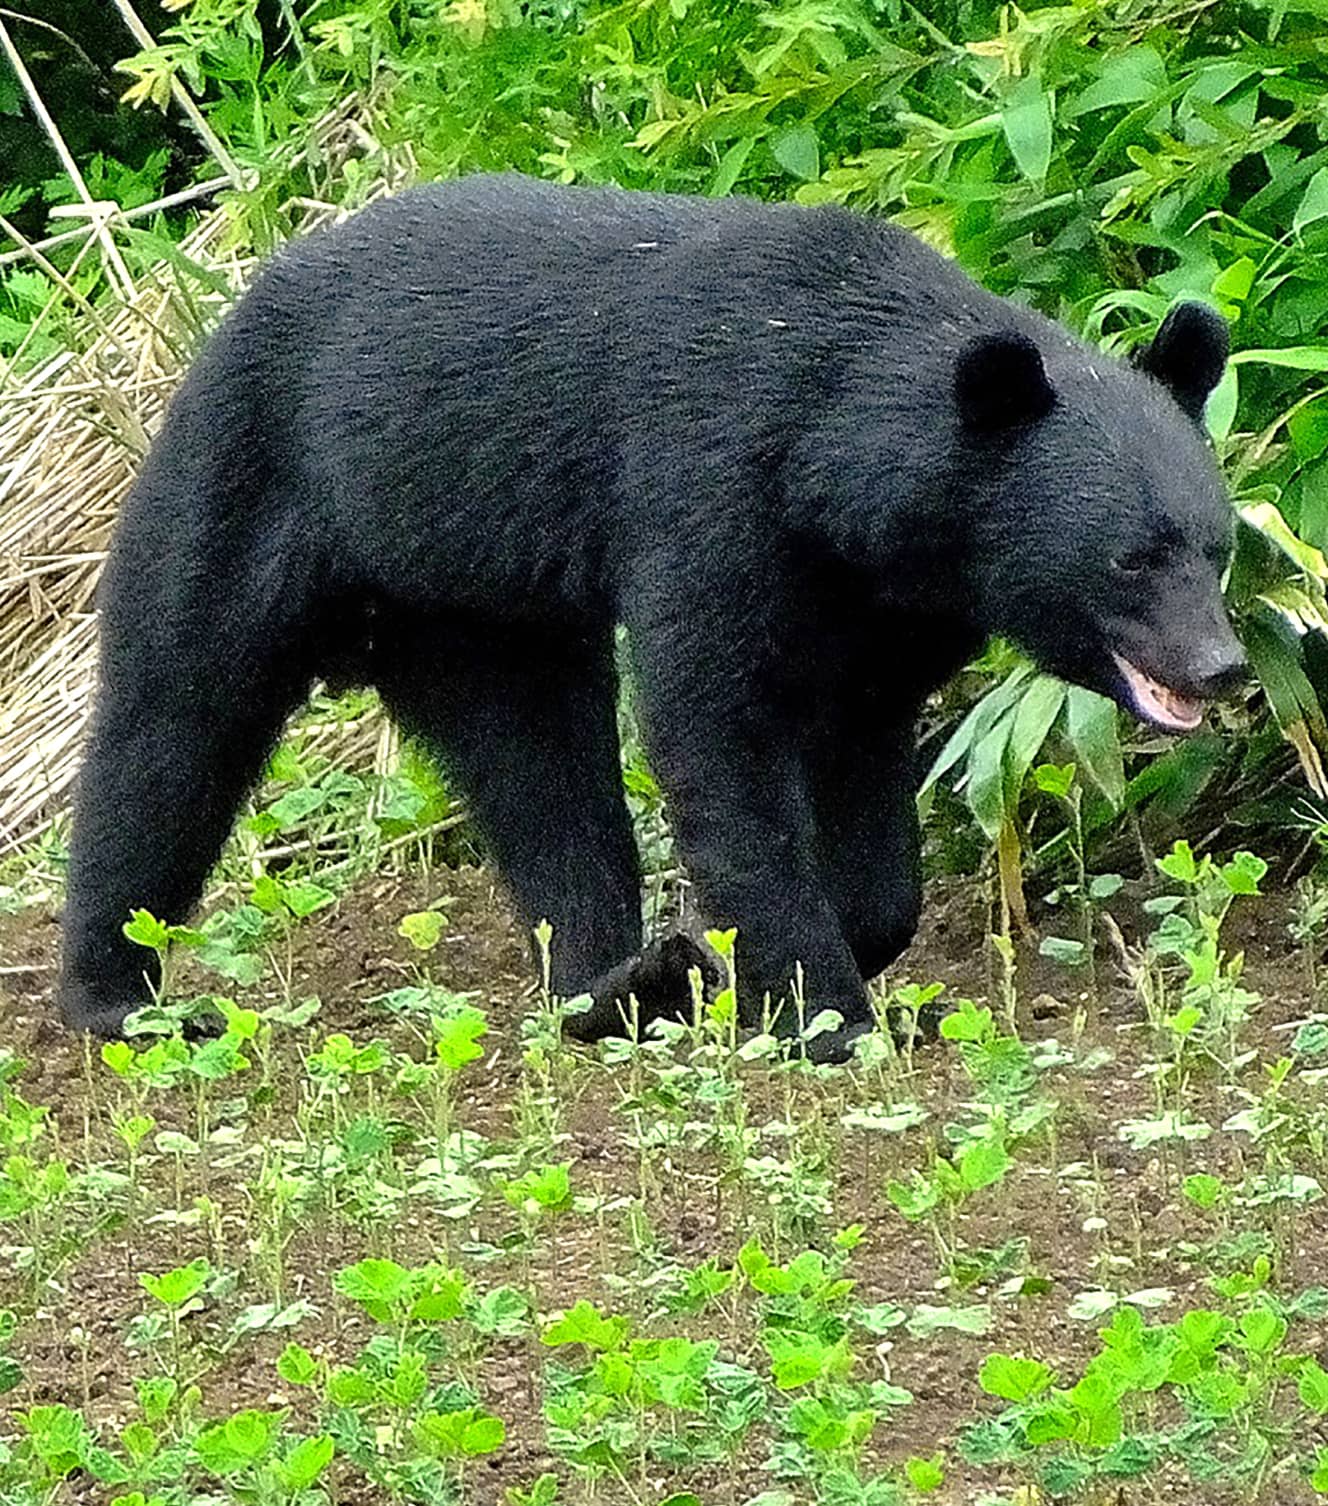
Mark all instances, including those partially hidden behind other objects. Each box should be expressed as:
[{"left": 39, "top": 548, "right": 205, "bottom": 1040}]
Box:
[
  {"left": 249, "top": 872, "right": 336, "bottom": 1006},
  {"left": 886, "top": 1124, "right": 1011, "bottom": 1277},
  {"left": 1289, "top": 874, "right": 1328, "bottom": 999},
  {"left": 1035, "top": 760, "right": 1124, "bottom": 1008},
  {"left": 192, "top": 1410, "right": 337, "bottom": 1504},
  {"left": 139, "top": 1257, "right": 212, "bottom": 1399},
  {"left": 1139, "top": 842, "right": 1268, "bottom": 1064}
]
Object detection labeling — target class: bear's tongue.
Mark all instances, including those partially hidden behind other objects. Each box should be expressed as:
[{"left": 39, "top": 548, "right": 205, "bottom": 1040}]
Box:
[{"left": 1111, "top": 653, "right": 1204, "bottom": 732}]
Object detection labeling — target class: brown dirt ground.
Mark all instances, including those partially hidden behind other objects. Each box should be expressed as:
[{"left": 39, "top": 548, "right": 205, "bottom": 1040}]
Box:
[{"left": 2, "top": 864, "right": 1328, "bottom": 1504}]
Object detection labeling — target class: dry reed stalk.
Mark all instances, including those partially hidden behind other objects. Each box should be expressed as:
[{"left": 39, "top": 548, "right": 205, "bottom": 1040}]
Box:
[{"left": 0, "top": 104, "right": 412, "bottom": 854}]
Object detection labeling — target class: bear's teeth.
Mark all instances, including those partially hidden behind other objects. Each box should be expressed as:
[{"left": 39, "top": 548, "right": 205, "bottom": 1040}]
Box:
[{"left": 1111, "top": 653, "right": 1203, "bottom": 732}]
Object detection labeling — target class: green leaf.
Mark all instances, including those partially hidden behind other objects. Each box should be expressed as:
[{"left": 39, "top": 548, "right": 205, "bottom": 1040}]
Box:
[
  {"left": 958, "top": 1135, "right": 1009, "bottom": 1193},
  {"left": 1065, "top": 688, "right": 1125, "bottom": 807},
  {"left": 410, "top": 1270, "right": 467, "bottom": 1323},
  {"left": 193, "top": 1411, "right": 278, "bottom": 1475},
  {"left": 265, "top": 786, "right": 325, "bottom": 829},
  {"left": 140, "top": 1258, "right": 209, "bottom": 1310},
  {"left": 1211, "top": 256, "right": 1256, "bottom": 303},
  {"left": 334, "top": 1258, "right": 412, "bottom": 1319},
  {"left": 966, "top": 714, "right": 1017, "bottom": 841},
  {"left": 1040, "top": 936, "right": 1088, "bottom": 966},
  {"left": 1157, "top": 840, "right": 1198, "bottom": 884},
  {"left": 415, "top": 1407, "right": 506, "bottom": 1458},
  {"left": 772, "top": 123, "right": 820, "bottom": 182},
  {"left": 709, "top": 137, "right": 756, "bottom": 197},
  {"left": 276, "top": 1343, "right": 317, "bottom": 1387},
  {"left": 399, "top": 910, "right": 445, "bottom": 950},
  {"left": 283, "top": 881, "right": 334, "bottom": 919},
  {"left": 541, "top": 1300, "right": 628, "bottom": 1351},
  {"left": 1237, "top": 1306, "right": 1287, "bottom": 1356},
  {"left": 921, "top": 665, "right": 1031, "bottom": 800},
  {"left": 1205, "top": 365, "right": 1238, "bottom": 442},
  {"left": 1001, "top": 73, "right": 1053, "bottom": 184},
  {"left": 434, "top": 1008, "right": 487, "bottom": 1071},
  {"left": 1033, "top": 762, "right": 1075, "bottom": 798},
  {"left": 1296, "top": 167, "right": 1328, "bottom": 236},
  {"left": 472, "top": 1286, "right": 531, "bottom": 1337},
  {"left": 940, "top": 999, "right": 994, "bottom": 1044},
  {"left": 277, "top": 1435, "right": 334, "bottom": 1490},
  {"left": 1221, "top": 851, "right": 1267, "bottom": 895},
  {"left": 979, "top": 1353, "right": 1054, "bottom": 1402},
  {"left": 123, "top": 910, "right": 170, "bottom": 953},
  {"left": 1182, "top": 1173, "right": 1223, "bottom": 1209},
  {"left": 1008, "top": 676, "right": 1067, "bottom": 793},
  {"left": 906, "top": 1304, "right": 992, "bottom": 1339},
  {"left": 905, "top": 1453, "right": 945, "bottom": 1491},
  {"left": 1299, "top": 1359, "right": 1328, "bottom": 1414},
  {"left": 1066, "top": 47, "right": 1166, "bottom": 116},
  {"left": 1230, "top": 346, "right": 1328, "bottom": 372}
]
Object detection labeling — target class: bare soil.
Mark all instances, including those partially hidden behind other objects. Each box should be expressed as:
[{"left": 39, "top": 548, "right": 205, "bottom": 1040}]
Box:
[{"left": 1, "top": 864, "right": 1327, "bottom": 1504}]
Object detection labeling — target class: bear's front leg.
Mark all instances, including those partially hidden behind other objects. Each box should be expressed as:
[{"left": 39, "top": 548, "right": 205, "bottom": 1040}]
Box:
[
  {"left": 628, "top": 624, "right": 874, "bottom": 1063},
  {"left": 807, "top": 720, "right": 924, "bottom": 984}
]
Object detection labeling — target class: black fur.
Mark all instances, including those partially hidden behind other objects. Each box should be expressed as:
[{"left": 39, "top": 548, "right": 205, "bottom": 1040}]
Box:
[{"left": 60, "top": 174, "right": 1243, "bottom": 1059}]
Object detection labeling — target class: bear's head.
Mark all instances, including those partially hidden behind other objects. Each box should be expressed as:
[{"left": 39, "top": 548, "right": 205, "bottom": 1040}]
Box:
[{"left": 960, "top": 301, "right": 1244, "bottom": 732}]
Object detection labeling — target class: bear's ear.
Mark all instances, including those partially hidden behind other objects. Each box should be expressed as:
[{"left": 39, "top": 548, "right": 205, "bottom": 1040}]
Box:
[
  {"left": 954, "top": 331, "right": 1056, "bottom": 430},
  {"left": 1135, "top": 301, "right": 1229, "bottom": 423}
]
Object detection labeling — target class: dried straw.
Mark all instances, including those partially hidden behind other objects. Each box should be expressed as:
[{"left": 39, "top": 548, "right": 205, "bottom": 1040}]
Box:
[{"left": 0, "top": 107, "right": 415, "bottom": 853}]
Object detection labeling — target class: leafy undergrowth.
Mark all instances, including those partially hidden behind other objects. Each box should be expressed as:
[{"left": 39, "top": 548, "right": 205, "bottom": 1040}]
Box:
[{"left": 2, "top": 846, "right": 1328, "bottom": 1506}]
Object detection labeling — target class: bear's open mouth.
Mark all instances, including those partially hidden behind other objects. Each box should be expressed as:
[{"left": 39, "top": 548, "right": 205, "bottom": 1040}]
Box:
[{"left": 1111, "top": 652, "right": 1204, "bottom": 732}]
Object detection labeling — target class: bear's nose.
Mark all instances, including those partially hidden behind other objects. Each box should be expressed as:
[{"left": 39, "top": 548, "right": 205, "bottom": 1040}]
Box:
[{"left": 1191, "top": 643, "right": 1247, "bottom": 698}]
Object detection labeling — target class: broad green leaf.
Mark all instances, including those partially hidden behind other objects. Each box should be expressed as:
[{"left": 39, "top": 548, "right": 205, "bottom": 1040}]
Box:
[
  {"left": 140, "top": 1258, "right": 209, "bottom": 1310},
  {"left": 906, "top": 1303, "right": 992, "bottom": 1339},
  {"left": 1066, "top": 48, "right": 1166, "bottom": 116},
  {"left": 1065, "top": 688, "right": 1125, "bottom": 807},
  {"left": 1001, "top": 74, "right": 1053, "bottom": 184},
  {"left": 193, "top": 1411, "right": 278, "bottom": 1475},
  {"left": 541, "top": 1300, "right": 628, "bottom": 1351},
  {"left": 1230, "top": 346, "right": 1328, "bottom": 372},
  {"left": 1296, "top": 167, "right": 1328, "bottom": 235},
  {"left": 399, "top": 910, "right": 445, "bottom": 950},
  {"left": 772, "top": 123, "right": 820, "bottom": 182},
  {"left": 1301, "top": 1360, "right": 1328, "bottom": 1413},
  {"left": 123, "top": 910, "right": 169, "bottom": 952},
  {"left": 1182, "top": 1173, "right": 1224, "bottom": 1209},
  {"left": 958, "top": 1135, "right": 1009, "bottom": 1193},
  {"left": 334, "top": 1258, "right": 412, "bottom": 1316},
  {"left": 434, "top": 1007, "right": 487, "bottom": 1071},
  {"left": 278, "top": 1435, "right": 334, "bottom": 1490},
  {"left": 905, "top": 1453, "right": 945, "bottom": 1491},
  {"left": 979, "top": 1353, "right": 1054, "bottom": 1401},
  {"left": 1007, "top": 676, "right": 1067, "bottom": 792},
  {"left": 277, "top": 1343, "right": 317, "bottom": 1386}
]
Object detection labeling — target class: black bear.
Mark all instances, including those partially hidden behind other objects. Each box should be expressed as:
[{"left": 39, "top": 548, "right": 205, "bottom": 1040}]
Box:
[{"left": 59, "top": 173, "right": 1244, "bottom": 1061}]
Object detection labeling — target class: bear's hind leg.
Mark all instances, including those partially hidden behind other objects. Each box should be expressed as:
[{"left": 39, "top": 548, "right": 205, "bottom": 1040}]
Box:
[
  {"left": 376, "top": 618, "right": 647, "bottom": 1022},
  {"left": 61, "top": 550, "right": 317, "bottom": 1035}
]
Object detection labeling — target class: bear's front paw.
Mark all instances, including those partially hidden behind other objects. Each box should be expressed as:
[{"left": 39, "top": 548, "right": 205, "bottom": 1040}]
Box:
[
  {"left": 58, "top": 982, "right": 141, "bottom": 1039},
  {"left": 801, "top": 1019, "right": 875, "bottom": 1065},
  {"left": 566, "top": 933, "right": 720, "bottom": 1043},
  {"left": 58, "top": 983, "right": 222, "bottom": 1041}
]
